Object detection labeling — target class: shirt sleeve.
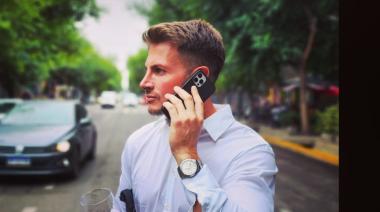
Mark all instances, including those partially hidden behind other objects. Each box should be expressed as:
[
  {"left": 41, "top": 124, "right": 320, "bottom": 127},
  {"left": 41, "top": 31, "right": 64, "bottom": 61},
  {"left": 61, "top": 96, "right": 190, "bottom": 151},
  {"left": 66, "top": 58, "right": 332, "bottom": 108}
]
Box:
[
  {"left": 181, "top": 144, "right": 278, "bottom": 212},
  {"left": 112, "top": 141, "right": 133, "bottom": 212}
]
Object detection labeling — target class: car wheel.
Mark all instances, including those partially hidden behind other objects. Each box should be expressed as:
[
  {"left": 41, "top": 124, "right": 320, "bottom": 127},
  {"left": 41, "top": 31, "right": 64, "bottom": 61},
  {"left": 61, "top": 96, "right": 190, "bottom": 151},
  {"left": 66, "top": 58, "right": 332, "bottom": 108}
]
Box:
[
  {"left": 68, "top": 146, "right": 81, "bottom": 178},
  {"left": 88, "top": 133, "right": 96, "bottom": 160}
]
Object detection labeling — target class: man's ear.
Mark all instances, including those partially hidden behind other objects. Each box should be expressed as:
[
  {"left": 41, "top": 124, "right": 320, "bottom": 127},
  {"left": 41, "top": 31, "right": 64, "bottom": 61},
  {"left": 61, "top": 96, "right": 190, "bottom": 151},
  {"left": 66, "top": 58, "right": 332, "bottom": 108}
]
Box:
[{"left": 193, "top": 66, "right": 210, "bottom": 77}]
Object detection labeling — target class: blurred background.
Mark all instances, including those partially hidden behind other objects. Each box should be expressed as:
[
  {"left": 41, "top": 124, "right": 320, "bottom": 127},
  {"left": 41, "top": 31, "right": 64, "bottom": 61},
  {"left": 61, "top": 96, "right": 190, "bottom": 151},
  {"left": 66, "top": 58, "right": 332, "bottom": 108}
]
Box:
[{"left": 0, "top": 0, "right": 338, "bottom": 211}]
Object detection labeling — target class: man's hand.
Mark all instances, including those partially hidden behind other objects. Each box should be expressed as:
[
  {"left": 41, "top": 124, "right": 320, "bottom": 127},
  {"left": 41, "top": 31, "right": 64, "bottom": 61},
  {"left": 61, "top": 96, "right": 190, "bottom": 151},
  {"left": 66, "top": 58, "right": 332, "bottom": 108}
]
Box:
[{"left": 162, "top": 86, "right": 204, "bottom": 164}]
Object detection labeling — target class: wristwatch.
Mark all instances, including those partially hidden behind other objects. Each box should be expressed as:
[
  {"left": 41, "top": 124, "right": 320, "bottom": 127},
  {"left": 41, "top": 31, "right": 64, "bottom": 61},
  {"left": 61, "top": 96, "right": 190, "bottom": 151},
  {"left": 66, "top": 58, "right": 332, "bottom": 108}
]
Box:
[{"left": 177, "top": 159, "right": 203, "bottom": 179}]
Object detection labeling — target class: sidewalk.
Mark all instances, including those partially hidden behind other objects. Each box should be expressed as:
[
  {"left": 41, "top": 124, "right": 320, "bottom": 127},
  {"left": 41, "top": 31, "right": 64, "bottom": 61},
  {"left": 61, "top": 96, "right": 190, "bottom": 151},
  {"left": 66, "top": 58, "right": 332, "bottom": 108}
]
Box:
[{"left": 239, "top": 119, "right": 339, "bottom": 166}]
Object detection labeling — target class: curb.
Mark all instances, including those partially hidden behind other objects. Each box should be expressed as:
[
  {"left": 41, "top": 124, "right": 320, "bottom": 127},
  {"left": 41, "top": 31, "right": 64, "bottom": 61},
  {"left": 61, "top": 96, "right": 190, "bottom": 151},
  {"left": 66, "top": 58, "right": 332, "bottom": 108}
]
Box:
[{"left": 262, "top": 134, "right": 339, "bottom": 166}]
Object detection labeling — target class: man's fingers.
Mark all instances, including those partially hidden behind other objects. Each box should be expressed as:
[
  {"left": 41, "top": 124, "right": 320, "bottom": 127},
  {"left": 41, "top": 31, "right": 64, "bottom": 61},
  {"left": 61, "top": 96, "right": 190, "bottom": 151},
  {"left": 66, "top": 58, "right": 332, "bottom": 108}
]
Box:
[
  {"left": 191, "top": 86, "right": 204, "bottom": 119},
  {"left": 173, "top": 86, "right": 195, "bottom": 113},
  {"left": 162, "top": 102, "right": 178, "bottom": 120},
  {"left": 164, "top": 93, "right": 186, "bottom": 115}
]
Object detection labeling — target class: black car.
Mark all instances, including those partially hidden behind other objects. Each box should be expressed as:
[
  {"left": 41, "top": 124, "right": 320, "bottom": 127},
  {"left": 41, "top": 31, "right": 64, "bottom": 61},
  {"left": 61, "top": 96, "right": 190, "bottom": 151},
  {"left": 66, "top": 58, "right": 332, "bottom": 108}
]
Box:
[
  {"left": 0, "top": 98, "right": 22, "bottom": 121},
  {"left": 0, "top": 100, "right": 97, "bottom": 178}
]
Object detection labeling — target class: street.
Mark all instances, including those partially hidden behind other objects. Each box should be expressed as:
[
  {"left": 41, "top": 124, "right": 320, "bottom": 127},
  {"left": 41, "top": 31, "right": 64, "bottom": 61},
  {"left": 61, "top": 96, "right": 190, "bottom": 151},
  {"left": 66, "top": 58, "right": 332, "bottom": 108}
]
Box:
[
  {"left": 0, "top": 104, "right": 338, "bottom": 212},
  {"left": 273, "top": 147, "right": 338, "bottom": 212}
]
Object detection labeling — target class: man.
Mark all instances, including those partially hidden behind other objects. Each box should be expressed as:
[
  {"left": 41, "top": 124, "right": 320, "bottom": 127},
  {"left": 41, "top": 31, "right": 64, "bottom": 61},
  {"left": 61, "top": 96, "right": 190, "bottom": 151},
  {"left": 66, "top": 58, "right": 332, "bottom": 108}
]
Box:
[{"left": 113, "top": 19, "right": 278, "bottom": 212}]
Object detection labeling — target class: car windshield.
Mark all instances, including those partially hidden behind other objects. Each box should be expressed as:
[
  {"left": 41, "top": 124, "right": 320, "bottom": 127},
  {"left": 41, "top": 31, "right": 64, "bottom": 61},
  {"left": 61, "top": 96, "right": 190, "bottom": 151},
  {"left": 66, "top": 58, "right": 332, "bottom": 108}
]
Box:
[
  {"left": 1, "top": 101, "right": 74, "bottom": 125},
  {"left": 101, "top": 91, "right": 116, "bottom": 97},
  {"left": 124, "top": 93, "right": 137, "bottom": 99},
  {"left": 103, "top": 95, "right": 115, "bottom": 99}
]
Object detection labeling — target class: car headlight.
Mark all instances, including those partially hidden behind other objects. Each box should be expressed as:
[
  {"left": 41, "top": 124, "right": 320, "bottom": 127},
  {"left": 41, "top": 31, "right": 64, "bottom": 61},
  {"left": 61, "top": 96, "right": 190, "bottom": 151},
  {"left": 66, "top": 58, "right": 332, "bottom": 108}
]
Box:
[{"left": 56, "top": 140, "right": 71, "bottom": 153}]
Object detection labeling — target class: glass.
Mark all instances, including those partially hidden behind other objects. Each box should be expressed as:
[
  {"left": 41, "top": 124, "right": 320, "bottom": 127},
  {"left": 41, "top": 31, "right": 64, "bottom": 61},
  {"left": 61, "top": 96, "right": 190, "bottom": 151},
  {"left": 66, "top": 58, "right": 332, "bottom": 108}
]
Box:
[{"left": 80, "top": 188, "right": 114, "bottom": 212}]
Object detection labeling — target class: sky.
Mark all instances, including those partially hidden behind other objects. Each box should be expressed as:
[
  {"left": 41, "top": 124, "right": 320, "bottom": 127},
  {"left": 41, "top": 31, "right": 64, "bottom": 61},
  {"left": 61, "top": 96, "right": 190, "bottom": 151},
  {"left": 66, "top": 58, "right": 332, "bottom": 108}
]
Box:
[{"left": 77, "top": 0, "right": 150, "bottom": 90}]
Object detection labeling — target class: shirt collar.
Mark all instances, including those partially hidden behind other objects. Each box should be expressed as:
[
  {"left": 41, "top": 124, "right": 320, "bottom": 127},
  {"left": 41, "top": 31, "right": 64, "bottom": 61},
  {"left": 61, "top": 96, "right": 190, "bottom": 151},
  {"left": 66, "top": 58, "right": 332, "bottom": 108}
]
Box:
[{"left": 202, "top": 104, "right": 235, "bottom": 142}]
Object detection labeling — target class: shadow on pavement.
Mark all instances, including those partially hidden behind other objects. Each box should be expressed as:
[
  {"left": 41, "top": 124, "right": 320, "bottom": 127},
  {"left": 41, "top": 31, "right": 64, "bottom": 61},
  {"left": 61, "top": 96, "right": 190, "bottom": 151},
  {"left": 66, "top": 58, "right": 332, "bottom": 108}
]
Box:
[{"left": 0, "top": 159, "right": 96, "bottom": 186}]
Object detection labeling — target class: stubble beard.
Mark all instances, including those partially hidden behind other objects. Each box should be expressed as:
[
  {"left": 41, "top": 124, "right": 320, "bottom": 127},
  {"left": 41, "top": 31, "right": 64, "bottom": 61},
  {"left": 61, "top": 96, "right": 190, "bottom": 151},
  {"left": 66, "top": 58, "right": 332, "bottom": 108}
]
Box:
[
  {"left": 148, "top": 107, "right": 163, "bottom": 116},
  {"left": 147, "top": 100, "right": 164, "bottom": 116},
  {"left": 143, "top": 88, "right": 163, "bottom": 116}
]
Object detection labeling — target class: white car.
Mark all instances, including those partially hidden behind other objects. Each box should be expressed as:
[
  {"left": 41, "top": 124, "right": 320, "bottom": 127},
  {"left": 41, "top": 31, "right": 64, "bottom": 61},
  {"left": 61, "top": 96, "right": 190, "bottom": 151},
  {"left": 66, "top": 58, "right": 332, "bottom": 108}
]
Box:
[
  {"left": 122, "top": 93, "right": 139, "bottom": 107},
  {"left": 98, "top": 91, "right": 117, "bottom": 108}
]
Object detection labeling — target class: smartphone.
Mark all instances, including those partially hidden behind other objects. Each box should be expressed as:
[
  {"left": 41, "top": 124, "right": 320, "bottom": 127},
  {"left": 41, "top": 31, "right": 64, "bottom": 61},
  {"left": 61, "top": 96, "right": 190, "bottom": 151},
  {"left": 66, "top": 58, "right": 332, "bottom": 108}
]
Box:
[{"left": 161, "top": 69, "right": 215, "bottom": 122}]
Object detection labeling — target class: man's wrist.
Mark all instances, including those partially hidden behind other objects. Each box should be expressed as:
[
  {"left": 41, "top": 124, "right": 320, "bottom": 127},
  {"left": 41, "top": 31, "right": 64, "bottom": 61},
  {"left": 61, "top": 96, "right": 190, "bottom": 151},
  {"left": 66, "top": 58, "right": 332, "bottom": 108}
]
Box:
[
  {"left": 170, "top": 142, "right": 200, "bottom": 164},
  {"left": 173, "top": 151, "right": 200, "bottom": 165}
]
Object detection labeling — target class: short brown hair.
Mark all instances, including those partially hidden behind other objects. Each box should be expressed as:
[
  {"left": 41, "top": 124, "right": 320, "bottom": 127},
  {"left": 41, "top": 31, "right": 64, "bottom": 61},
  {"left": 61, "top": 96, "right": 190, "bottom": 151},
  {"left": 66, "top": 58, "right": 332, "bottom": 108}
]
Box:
[{"left": 142, "top": 19, "right": 225, "bottom": 83}]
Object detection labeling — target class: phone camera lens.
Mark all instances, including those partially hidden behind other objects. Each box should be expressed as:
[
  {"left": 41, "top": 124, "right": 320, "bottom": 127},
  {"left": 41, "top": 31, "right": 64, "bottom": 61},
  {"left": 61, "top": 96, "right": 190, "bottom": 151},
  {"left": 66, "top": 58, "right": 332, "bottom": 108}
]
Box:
[
  {"left": 198, "top": 74, "right": 203, "bottom": 78},
  {"left": 199, "top": 79, "right": 204, "bottom": 84}
]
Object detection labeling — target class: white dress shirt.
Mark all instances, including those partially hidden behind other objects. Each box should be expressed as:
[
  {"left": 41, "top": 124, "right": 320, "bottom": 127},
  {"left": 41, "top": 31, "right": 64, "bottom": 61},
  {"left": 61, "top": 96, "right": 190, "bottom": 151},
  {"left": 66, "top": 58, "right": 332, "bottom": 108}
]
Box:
[{"left": 113, "top": 104, "right": 278, "bottom": 212}]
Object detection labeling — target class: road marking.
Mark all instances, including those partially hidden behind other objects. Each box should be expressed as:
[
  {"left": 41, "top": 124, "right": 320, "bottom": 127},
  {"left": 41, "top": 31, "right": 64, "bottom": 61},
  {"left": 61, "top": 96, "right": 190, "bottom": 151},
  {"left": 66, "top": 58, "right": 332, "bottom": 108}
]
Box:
[
  {"left": 44, "top": 184, "right": 54, "bottom": 190},
  {"left": 21, "top": 206, "right": 38, "bottom": 212},
  {"left": 263, "top": 134, "right": 339, "bottom": 166}
]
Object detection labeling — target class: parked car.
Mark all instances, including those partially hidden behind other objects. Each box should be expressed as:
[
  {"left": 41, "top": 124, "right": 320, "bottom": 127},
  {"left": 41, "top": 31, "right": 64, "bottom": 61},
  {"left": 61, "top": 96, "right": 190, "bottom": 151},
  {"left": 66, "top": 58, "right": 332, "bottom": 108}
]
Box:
[
  {"left": 122, "top": 93, "right": 139, "bottom": 107},
  {"left": 98, "top": 91, "right": 117, "bottom": 108},
  {"left": 270, "top": 105, "right": 290, "bottom": 127},
  {"left": 0, "top": 98, "right": 22, "bottom": 121},
  {"left": 0, "top": 100, "right": 97, "bottom": 178}
]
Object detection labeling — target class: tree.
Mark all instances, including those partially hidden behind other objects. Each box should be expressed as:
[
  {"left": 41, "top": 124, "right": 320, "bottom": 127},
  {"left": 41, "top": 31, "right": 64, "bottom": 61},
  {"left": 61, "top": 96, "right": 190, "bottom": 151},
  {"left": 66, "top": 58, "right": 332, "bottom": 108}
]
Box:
[
  {"left": 0, "top": 0, "right": 100, "bottom": 96},
  {"left": 134, "top": 0, "right": 338, "bottom": 133},
  {"left": 127, "top": 48, "right": 148, "bottom": 94},
  {"left": 49, "top": 39, "right": 122, "bottom": 96}
]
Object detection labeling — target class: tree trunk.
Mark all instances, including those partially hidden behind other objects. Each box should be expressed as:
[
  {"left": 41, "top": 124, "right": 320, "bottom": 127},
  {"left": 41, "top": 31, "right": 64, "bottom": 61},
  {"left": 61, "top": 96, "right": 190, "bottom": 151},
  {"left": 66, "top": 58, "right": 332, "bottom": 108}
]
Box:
[
  {"left": 299, "top": 8, "right": 317, "bottom": 135},
  {"left": 237, "top": 87, "right": 244, "bottom": 118},
  {"left": 248, "top": 93, "right": 256, "bottom": 121}
]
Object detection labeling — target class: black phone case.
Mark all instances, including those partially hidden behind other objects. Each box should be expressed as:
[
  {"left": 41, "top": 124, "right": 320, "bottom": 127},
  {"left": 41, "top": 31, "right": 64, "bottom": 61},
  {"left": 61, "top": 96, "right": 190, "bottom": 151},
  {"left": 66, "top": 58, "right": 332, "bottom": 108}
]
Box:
[{"left": 162, "top": 70, "right": 215, "bottom": 122}]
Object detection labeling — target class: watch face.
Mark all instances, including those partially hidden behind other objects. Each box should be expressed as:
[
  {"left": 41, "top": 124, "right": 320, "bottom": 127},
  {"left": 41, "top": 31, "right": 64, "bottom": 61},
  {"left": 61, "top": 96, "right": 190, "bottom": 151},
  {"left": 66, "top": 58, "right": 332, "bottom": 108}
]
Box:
[{"left": 180, "top": 159, "right": 197, "bottom": 176}]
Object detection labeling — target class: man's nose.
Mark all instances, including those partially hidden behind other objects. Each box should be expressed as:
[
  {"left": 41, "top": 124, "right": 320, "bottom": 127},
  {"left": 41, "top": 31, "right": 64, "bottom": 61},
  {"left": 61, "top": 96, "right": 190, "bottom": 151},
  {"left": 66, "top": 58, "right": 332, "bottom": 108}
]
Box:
[{"left": 139, "top": 72, "right": 154, "bottom": 90}]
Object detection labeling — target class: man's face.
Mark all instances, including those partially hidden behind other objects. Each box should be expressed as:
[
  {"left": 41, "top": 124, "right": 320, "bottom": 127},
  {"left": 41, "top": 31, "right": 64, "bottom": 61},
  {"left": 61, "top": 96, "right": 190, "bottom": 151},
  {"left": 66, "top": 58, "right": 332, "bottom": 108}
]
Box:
[{"left": 140, "top": 42, "right": 189, "bottom": 115}]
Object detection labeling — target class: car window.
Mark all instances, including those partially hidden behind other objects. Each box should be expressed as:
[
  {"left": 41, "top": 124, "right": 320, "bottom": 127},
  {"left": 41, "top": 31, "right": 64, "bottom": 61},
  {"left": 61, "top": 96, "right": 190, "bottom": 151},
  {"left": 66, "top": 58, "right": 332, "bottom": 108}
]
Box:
[
  {"left": 1, "top": 102, "right": 74, "bottom": 125},
  {"left": 125, "top": 93, "right": 136, "bottom": 98},
  {"left": 0, "top": 103, "right": 17, "bottom": 113}
]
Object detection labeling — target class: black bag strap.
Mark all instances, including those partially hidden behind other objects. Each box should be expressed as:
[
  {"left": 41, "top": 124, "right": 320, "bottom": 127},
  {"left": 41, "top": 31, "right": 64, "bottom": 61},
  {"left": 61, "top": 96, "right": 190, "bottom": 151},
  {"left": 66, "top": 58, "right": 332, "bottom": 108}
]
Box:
[{"left": 119, "top": 189, "right": 136, "bottom": 212}]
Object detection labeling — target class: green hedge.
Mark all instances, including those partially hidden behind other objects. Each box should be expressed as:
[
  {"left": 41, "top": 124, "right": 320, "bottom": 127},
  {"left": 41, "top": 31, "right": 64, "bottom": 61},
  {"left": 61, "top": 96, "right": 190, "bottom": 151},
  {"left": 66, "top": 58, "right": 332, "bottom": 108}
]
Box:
[
  {"left": 314, "top": 104, "right": 339, "bottom": 140},
  {"left": 278, "top": 110, "right": 299, "bottom": 127}
]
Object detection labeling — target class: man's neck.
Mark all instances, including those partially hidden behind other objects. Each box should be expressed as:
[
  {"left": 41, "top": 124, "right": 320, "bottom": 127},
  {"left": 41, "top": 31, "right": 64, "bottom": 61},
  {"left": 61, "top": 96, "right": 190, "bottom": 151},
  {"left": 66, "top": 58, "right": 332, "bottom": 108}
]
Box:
[{"left": 203, "top": 98, "right": 217, "bottom": 119}]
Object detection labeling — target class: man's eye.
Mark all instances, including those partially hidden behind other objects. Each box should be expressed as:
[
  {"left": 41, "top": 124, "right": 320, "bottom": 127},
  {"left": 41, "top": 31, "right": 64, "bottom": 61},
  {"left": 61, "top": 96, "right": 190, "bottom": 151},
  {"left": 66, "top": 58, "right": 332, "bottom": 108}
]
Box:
[{"left": 153, "top": 68, "right": 165, "bottom": 74}]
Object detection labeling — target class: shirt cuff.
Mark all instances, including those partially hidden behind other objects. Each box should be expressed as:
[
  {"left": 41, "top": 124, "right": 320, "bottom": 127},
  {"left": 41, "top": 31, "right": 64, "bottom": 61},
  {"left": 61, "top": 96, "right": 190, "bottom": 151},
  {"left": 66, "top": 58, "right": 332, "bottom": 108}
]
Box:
[{"left": 181, "top": 164, "right": 227, "bottom": 211}]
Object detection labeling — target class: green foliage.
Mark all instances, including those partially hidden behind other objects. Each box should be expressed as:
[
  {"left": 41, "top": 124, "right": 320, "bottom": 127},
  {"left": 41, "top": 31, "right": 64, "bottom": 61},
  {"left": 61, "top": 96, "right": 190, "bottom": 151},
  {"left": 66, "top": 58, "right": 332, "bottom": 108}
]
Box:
[
  {"left": 278, "top": 110, "right": 300, "bottom": 127},
  {"left": 314, "top": 104, "right": 339, "bottom": 137},
  {"left": 133, "top": 0, "right": 338, "bottom": 93},
  {"left": 50, "top": 38, "right": 122, "bottom": 95},
  {"left": 127, "top": 49, "right": 148, "bottom": 94},
  {"left": 0, "top": 0, "right": 121, "bottom": 97}
]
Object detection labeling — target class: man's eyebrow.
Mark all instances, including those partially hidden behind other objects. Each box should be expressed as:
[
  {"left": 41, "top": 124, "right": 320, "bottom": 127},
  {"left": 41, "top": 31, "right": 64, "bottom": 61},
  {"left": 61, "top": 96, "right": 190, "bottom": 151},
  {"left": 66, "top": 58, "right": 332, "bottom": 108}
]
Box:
[{"left": 149, "top": 64, "right": 167, "bottom": 69}]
